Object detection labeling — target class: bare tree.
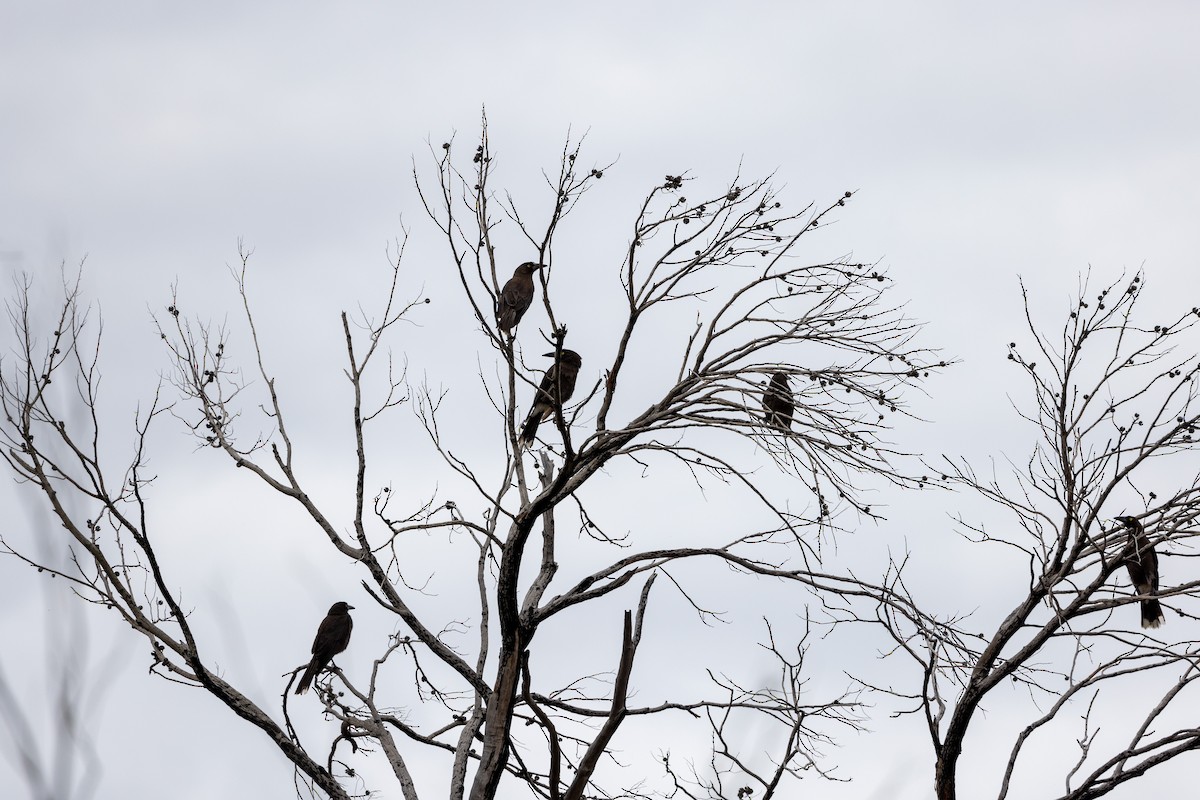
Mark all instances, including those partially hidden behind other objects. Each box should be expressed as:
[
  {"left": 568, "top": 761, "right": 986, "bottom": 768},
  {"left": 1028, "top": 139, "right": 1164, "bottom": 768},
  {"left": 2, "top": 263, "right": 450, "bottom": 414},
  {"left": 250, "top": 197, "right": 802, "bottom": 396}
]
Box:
[
  {"left": 1, "top": 124, "right": 946, "bottom": 799},
  {"left": 880, "top": 273, "right": 1200, "bottom": 800}
]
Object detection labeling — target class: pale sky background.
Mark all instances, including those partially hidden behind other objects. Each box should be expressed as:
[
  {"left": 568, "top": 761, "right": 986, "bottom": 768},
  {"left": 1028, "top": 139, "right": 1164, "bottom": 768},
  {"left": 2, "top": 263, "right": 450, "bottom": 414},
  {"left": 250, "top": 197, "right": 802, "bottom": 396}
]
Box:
[{"left": 2, "top": 2, "right": 1199, "bottom": 799}]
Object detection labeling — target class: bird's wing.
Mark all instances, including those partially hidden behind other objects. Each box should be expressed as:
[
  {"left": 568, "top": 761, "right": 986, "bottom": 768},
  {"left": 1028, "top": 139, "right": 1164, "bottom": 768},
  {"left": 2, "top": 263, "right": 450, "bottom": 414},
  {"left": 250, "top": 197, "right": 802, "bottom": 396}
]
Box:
[{"left": 312, "top": 613, "right": 351, "bottom": 655}]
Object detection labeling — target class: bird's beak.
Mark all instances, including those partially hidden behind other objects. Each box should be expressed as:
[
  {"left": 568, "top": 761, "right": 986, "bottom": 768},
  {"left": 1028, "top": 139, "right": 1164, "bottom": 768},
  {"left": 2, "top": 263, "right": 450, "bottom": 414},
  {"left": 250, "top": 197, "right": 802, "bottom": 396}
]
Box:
[
  {"left": 348, "top": 605, "right": 356, "bottom": 610},
  {"left": 535, "top": 263, "right": 546, "bottom": 270},
  {"left": 543, "top": 351, "right": 557, "bottom": 358}
]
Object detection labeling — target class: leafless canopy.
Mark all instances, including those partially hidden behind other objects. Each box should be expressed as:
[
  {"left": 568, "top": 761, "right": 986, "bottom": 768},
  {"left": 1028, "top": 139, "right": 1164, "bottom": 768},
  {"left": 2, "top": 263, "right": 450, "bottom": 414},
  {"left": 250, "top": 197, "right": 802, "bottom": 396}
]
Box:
[
  {"left": 877, "top": 273, "right": 1200, "bottom": 800},
  {"left": 2, "top": 123, "right": 949, "bottom": 800}
]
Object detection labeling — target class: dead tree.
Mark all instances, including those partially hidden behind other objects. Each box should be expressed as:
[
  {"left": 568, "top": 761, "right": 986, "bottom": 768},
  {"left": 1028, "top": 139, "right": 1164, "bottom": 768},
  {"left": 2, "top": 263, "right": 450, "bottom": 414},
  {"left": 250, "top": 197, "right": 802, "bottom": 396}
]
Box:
[
  {"left": 1, "top": 124, "right": 946, "bottom": 799},
  {"left": 879, "top": 274, "right": 1200, "bottom": 800}
]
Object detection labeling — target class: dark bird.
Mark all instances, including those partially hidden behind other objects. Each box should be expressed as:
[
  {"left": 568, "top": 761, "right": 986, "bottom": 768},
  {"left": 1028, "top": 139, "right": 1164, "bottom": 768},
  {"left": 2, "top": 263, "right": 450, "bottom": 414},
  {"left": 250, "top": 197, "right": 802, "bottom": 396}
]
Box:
[
  {"left": 295, "top": 601, "right": 355, "bottom": 695},
  {"left": 496, "top": 262, "right": 544, "bottom": 334},
  {"left": 762, "top": 371, "right": 794, "bottom": 431},
  {"left": 1115, "top": 515, "right": 1164, "bottom": 629},
  {"left": 520, "top": 349, "right": 582, "bottom": 448}
]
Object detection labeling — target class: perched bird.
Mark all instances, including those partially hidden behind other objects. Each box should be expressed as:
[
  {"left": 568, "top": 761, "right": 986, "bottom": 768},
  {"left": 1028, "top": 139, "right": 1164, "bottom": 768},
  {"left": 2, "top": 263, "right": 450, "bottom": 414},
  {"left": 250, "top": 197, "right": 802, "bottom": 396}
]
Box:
[
  {"left": 520, "top": 349, "right": 582, "bottom": 447},
  {"left": 1115, "top": 515, "right": 1164, "bottom": 629},
  {"left": 496, "top": 262, "right": 544, "bottom": 334},
  {"left": 295, "top": 601, "right": 355, "bottom": 695},
  {"left": 762, "top": 371, "right": 794, "bottom": 431}
]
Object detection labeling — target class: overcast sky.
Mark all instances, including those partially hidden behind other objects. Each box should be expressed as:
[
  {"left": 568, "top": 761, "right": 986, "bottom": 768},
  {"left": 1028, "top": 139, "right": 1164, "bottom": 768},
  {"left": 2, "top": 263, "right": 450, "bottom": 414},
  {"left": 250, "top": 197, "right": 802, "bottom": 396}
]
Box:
[{"left": 2, "top": 3, "right": 1199, "bottom": 799}]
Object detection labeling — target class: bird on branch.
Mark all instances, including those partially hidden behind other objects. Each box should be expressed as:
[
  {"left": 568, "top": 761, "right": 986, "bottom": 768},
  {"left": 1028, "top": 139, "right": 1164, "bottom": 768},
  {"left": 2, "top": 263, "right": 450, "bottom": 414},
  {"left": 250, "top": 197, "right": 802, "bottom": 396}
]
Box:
[
  {"left": 295, "top": 601, "right": 355, "bottom": 695},
  {"left": 1115, "top": 515, "right": 1165, "bottom": 629},
  {"left": 762, "top": 371, "right": 794, "bottom": 431},
  {"left": 496, "top": 262, "right": 544, "bottom": 334},
  {"left": 520, "top": 349, "right": 582, "bottom": 448}
]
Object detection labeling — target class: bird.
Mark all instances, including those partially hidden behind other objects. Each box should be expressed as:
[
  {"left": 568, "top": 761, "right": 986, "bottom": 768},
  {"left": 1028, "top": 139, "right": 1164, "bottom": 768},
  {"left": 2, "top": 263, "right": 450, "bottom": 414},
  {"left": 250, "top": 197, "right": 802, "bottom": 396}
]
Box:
[
  {"left": 1115, "top": 515, "right": 1164, "bottom": 629},
  {"left": 762, "top": 371, "right": 794, "bottom": 431},
  {"left": 295, "top": 601, "right": 355, "bottom": 695},
  {"left": 496, "top": 262, "right": 544, "bottom": 334},
  {"left": 520, "top": 349, "right": 582, "bottom": 448}
]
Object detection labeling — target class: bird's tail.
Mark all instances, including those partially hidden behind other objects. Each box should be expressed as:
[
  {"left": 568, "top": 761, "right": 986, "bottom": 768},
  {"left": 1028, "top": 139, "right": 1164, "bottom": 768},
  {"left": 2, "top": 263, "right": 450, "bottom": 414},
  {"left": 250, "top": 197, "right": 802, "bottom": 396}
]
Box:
[
  {"left": 519, "top": 413, "right": 541, "bottom": 449},
  {"left": 1141, "top": 597, "right": 1165, "bottom": 629},
  {"left": 294, "top": 661, "right": 319, "bottom": 695}
]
